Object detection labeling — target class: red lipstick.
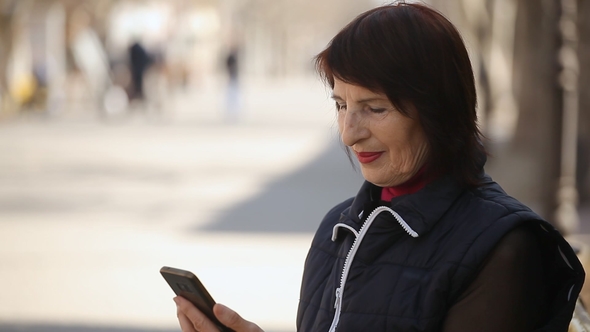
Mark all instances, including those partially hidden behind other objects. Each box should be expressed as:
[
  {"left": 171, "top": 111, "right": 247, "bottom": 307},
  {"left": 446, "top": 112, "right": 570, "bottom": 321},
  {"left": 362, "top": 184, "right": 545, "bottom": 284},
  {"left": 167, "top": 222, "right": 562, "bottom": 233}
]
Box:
[{"left": 355, "top": 151, "right": 383, "bottom": 164}]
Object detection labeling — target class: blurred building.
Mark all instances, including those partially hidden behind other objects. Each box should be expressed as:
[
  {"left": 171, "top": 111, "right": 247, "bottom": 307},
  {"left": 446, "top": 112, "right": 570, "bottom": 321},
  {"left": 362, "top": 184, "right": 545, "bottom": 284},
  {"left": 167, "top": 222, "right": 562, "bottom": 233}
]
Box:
[{"left": 0, "top": 0, "right": 378, "bottom": 118}]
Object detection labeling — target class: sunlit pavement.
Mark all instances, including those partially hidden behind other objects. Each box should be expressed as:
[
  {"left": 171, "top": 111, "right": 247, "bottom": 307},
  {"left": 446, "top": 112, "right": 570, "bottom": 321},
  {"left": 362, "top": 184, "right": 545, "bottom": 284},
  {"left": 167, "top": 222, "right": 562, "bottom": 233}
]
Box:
[{"left": 0, "top": 77, "right": 364, "bottom": 332}]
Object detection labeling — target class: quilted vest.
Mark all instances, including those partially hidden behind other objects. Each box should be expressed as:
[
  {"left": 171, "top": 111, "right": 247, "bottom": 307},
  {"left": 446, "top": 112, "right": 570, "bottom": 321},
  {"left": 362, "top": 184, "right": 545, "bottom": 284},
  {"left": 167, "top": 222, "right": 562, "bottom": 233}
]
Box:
[{"left": 296, "top": 174, "right": 584, "bottom": 332}]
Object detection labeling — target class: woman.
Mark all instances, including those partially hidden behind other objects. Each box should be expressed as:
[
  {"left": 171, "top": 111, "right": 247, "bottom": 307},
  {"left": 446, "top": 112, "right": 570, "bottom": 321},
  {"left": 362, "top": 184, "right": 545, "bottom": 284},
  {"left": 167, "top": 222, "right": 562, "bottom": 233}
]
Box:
[{"left": 174, "top": 3, "right": 585, "bottom": 331}]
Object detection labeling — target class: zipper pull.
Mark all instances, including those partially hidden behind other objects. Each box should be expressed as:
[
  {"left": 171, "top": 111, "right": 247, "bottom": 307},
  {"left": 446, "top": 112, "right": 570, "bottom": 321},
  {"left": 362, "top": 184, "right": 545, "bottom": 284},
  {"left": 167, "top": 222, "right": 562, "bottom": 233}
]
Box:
[{"left": 334, "top": 287, "right": 341, "bottom": 309}]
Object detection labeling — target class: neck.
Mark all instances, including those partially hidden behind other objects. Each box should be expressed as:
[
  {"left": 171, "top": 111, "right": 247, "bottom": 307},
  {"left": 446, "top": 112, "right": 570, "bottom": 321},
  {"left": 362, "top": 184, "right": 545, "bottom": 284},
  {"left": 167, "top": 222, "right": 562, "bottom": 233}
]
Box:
[{"left": 380, "top": 167, "right": 429, "bottom": 201}]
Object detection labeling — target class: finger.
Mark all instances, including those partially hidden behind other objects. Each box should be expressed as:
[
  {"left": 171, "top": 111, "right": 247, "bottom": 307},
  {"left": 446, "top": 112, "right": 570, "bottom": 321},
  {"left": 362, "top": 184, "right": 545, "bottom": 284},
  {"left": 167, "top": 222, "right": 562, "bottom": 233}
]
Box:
[
  {"left": 175, "top": 296, "right": 219, "bottom": 332},
  {"left": 177, "top": 310, "right": 197, "bottom": 332},
  {"left": 214, "top": 303, "right": 264, "bottom": 332}
]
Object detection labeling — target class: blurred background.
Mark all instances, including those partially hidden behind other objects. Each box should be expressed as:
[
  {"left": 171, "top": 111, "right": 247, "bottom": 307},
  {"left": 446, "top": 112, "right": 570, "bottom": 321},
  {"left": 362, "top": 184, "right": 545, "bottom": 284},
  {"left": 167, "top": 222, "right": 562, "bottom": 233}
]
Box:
[{"left": 0, "top": 0, "right": 589, "bottom": 331}]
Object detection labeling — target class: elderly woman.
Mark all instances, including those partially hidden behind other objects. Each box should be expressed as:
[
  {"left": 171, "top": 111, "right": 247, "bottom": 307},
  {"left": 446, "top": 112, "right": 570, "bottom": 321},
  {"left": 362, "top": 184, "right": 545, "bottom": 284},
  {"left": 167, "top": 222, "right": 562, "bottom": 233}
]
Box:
[{"left": 174, "top": 3, "right": 584, "bottom": 331}]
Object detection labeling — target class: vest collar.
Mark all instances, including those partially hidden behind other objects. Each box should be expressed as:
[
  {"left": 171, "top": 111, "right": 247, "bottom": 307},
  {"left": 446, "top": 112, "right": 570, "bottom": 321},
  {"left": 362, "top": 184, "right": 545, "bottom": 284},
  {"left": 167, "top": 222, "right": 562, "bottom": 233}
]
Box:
[
  {"left": 342, "top": 150, "right": 488, "bottom": 236},
  {"left": 342, "top": 174, "right": 466, "bottom": 237}
]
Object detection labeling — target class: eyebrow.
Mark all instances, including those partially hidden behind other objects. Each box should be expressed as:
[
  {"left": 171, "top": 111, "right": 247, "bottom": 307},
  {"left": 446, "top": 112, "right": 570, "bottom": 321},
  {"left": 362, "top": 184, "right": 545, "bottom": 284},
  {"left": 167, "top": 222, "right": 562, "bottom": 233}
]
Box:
[{"left": 330, "top": 94, "right": 388, "bottom": 104}]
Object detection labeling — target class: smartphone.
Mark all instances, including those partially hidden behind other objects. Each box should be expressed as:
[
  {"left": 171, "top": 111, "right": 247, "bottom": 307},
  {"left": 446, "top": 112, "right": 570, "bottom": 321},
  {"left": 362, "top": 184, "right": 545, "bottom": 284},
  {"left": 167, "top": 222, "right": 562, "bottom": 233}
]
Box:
[{"left": 160, "top": 266, "right": 234, "bottom": 332}]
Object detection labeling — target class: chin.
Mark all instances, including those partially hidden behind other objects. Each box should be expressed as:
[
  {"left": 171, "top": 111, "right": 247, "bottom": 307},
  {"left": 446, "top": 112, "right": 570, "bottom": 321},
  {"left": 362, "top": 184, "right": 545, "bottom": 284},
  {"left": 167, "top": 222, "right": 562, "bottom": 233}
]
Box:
[
  {"left": 363, "top": 177, "right": 390, "bottom": 188},
  {"left": 363, "top": 173, "right": 409, "bottom": 187},
  {"left": 361, "top": 172, "right": 384, "bottom": 187}
]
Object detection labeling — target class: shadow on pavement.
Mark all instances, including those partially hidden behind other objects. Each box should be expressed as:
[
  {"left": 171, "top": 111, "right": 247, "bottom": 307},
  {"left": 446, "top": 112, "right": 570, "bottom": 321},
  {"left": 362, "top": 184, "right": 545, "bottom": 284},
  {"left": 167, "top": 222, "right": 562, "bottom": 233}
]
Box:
[
  {"left": 0, "top": 323, "right": 290, "bottom": 332},
  {"left": 199, "top": 141, "right": 364, "bottom": 233}
]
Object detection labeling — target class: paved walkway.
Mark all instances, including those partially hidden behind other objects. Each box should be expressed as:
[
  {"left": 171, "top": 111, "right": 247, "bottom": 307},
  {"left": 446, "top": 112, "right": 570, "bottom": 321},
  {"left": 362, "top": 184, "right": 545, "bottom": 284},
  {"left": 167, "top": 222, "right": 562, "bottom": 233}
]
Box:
[{"left": 0, "top": 77, "right": 363, "bottom": 332}]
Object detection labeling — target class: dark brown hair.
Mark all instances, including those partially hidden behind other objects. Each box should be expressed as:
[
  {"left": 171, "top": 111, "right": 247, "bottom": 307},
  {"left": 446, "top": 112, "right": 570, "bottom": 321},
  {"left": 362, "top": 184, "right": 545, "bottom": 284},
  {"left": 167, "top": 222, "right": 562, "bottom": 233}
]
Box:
[{"left": 315, "top": 2, "right": 487, "bottom": 187}]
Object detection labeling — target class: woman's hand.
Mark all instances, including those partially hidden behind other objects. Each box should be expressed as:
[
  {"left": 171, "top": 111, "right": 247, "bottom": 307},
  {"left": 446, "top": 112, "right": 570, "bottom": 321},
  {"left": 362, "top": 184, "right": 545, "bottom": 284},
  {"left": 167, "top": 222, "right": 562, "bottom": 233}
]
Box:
[{"left": 174, "top": 296, "right": 264, "bottom": 332}]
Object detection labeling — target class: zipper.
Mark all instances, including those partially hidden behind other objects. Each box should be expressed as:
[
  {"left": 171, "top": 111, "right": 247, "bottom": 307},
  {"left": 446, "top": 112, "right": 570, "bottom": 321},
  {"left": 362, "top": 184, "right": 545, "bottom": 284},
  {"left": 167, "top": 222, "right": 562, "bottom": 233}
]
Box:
[{"left": 328, "top": 206, "right": 419, "bottom": 332}]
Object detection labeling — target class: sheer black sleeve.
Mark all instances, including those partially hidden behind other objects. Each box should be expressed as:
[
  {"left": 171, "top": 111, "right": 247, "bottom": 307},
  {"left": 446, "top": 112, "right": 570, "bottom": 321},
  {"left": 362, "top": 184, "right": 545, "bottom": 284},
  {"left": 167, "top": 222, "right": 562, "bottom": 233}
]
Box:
[{"left": 442, "top": 225, "right": 549, "bottom": 331}]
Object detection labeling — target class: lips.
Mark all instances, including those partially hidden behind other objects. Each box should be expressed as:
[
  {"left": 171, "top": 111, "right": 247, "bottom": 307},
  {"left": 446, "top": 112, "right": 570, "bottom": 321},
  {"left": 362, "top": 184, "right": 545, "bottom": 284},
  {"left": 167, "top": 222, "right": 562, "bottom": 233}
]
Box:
[{"left": 355, "top": 151, "right": 383, "bottom": 164}]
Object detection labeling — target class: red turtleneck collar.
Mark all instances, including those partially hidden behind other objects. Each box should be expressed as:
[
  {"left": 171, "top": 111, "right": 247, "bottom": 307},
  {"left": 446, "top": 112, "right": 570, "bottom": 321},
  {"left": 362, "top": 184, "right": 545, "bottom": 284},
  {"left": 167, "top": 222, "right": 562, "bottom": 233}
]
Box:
[{"left": 380, "top": 167, "right": 429, "bottom": 201}]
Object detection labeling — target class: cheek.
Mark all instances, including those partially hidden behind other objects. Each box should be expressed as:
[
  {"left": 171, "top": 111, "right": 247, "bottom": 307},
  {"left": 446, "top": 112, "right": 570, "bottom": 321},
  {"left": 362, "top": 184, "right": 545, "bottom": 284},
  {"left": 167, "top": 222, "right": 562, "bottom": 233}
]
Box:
[
  {"left": 337, "top": 113, "right": 344, "bottom": 130},
  {"left": 385, "top": 124, "right": 428, "bottom": 158},
  {"left": 410, "top": 128, "right": 429, "bottom": 151},
  {"left": 403, "top": 130, "right": 429, "bottom": 166},
  {"left": 337, "top": 113, "right": 346, "bottom": 139}
]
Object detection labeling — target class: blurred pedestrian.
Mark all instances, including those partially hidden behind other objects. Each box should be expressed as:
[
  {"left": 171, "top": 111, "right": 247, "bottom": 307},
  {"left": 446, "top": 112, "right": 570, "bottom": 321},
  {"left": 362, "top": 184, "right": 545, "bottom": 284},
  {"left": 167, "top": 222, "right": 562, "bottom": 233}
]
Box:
[
  {"left": 173, "top": 3, "right": 585, "bottom": 331},
  {"left": 128, "top": 41, "right": 152, "bottom": 101},
  {"left": 224, "top": 46, "right": 240, "bottom": 123}
]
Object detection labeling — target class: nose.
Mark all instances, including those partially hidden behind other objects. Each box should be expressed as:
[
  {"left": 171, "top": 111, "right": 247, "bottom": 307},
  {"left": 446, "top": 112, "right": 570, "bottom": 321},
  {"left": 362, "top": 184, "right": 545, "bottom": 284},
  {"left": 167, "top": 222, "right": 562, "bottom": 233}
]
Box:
[{"left": 339, "top": 109, "right": 370, "bottom": 147}]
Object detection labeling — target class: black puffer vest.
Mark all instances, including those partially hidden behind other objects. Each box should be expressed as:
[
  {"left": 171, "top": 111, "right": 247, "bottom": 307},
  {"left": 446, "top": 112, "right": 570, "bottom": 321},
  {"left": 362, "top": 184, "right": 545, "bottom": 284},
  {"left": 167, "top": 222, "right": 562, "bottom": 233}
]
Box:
[{"left": 296, "top": 174, "right": 584, "bottom": 331}]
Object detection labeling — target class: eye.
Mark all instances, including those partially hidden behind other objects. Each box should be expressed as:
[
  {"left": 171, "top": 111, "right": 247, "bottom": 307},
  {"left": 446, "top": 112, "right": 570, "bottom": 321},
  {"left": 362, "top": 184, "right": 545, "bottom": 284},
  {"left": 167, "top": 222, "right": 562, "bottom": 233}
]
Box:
[
  {"left": 369, "top": 107, "right": 386, "bottom": 114},
  {"left": 335, "top": 102, "right": 347, "bottom": 111}
]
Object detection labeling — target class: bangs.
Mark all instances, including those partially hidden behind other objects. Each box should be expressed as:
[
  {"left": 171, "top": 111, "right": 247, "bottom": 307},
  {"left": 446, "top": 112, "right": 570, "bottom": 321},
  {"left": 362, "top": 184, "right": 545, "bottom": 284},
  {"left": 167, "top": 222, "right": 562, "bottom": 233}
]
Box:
[{"left": 315, "top": 5, "right": 429, "bottom": 100}]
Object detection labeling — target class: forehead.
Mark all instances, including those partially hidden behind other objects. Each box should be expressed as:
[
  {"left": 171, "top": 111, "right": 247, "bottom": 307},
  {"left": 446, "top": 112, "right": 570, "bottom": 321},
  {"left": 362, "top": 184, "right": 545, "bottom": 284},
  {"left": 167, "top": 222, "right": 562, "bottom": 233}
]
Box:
[{"left": 332, "top": 79, "right": 387, "bottom": 101}]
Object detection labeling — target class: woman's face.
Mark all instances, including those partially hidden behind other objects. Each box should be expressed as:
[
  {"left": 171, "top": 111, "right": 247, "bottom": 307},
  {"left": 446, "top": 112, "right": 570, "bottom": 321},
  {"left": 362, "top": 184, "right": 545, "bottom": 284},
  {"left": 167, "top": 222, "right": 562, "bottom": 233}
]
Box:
[{"left": 333, "top": 79, "right": 429, "bottom": 187}]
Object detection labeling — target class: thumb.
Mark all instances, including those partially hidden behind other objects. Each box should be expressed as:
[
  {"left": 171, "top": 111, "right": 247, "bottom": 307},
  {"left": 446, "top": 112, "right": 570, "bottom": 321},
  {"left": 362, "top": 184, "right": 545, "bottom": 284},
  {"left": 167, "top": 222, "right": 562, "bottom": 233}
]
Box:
[{"left": 213, "top": 303, "right": 262, "bottom": 332}]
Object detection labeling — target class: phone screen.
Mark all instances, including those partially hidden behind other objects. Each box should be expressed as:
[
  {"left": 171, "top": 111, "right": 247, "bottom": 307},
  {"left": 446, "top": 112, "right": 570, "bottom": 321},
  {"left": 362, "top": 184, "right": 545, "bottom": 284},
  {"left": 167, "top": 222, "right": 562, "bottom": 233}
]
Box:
[{"left": 160, "top": 266, "right": 234, "bottom": 332}]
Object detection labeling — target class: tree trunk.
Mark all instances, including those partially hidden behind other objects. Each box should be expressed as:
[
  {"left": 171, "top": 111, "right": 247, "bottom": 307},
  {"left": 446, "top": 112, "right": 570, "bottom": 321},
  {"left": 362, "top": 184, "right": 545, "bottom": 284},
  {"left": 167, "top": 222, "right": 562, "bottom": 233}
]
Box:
[
  {"left": 577, "top": 0, "right": 590, "bottom": 205},
  {"left": 504, "top": 0, "right": 562, "bottom": 222}
]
